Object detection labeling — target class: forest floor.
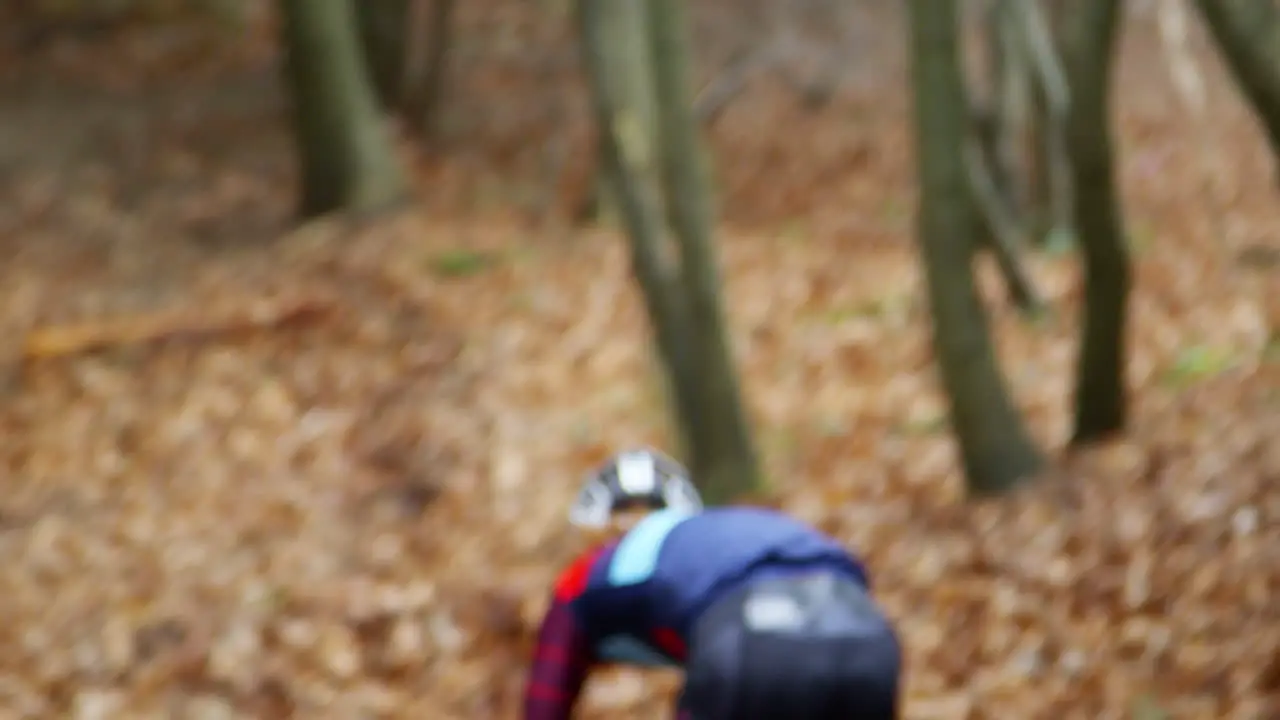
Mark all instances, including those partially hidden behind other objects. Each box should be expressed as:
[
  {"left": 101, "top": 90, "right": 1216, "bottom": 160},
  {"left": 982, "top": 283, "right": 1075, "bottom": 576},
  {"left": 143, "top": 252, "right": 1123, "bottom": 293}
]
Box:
[{"left": 0, "top": 3, "right": 1276, "bottom": 719}]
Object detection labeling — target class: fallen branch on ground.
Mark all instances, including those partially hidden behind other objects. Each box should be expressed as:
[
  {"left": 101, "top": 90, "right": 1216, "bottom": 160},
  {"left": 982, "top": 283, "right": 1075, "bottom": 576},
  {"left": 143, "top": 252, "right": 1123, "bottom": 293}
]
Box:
[{"left": 21, "top": 296, "right": 334, "bottom": 361}]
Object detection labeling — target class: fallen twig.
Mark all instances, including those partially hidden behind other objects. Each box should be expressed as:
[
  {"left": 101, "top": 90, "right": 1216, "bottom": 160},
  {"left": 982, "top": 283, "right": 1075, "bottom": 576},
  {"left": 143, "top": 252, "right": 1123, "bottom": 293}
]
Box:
[{"left": 21, "top": 296, "right": 334, "bottom": 361}]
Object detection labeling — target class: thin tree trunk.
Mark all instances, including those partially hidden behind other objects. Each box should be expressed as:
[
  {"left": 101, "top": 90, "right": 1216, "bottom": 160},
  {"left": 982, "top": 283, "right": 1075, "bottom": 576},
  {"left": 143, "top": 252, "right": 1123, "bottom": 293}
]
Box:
[
  {"left": 1063, "top": 0, "right": 1129, "bottom": 444},
  {"left": 577, "top": 0, "right": 761, "bottom": 503},
  {"left": 575, "top": 0, "right": 707, "bottom": 489},
  {"left": 1192, "top": 0, "right": 1280, "bottom": 173},
  {"left": 908, "top": 0, "right": 1042, "bottom": 496},
  {"left": 966, "top": 0, "right": 1047, "bottom": 314},
  {"left": 966, "top": 135, "right": 1045, "bottom": 314},
  {"left": 580, "top": 0, "right": 659, "bottom": 227},
  {"left": 355, "top": 0, "right": 410, "bottom": 111},
  {"left": 1027, "top": 79, "right": 1059, "bottom": 242},
  {"left": 280, "top": 0, "right": 407, "bottom": 218},
  {"left": 988, "top": 0, "right": 1031, "bottom": 229},
  {"left": 1022, "top": 0, "right": 1073, "bottom": 246},
  {"left": 646, "top": 0, "right": 762, "bottom": 503},
  {"left": 404, "top": 0, "right": 458, "bottom": 142}
]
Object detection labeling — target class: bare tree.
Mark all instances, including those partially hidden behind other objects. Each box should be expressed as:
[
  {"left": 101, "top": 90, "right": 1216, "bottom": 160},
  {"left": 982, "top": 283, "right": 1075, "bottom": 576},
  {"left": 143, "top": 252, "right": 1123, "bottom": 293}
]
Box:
[
  {"left": 403, "top": 0, "right": 459, "bottom": 142},
  {"left": 967, "top": 97, "right": 1047, "bottom": 314},
  {"left": 960, "top": 0, "right": 1075, "bottom": 314},
  {"left": 908, "top": 0, "right": 1044, "bottom": 495},
  {"left": 576, "top": 0, "right": 762, "bottom": 503},
  {"left": 1020, "top": 0, "right": 1074, "bottom": 246},
  {"left": 280, "top": 0, "right": 407, "bottom": 218},
  {"left": 1193, "top": 0, "right": 1280, "bottom": 174},
  {"left": 1062, "top": 0, "right": 1130, "bottom": 443},
  {"left": 968, "top": 0, "right": 1072, "bottom": 249},
  {"left": 347, "top": 0, "right": 459, "bottom": 145},
  {"left": 355, "top": 0, "right": 411, "bottom": 110},
  {"left": 577, "top": 0, "right": 659, "bottom": 225}
]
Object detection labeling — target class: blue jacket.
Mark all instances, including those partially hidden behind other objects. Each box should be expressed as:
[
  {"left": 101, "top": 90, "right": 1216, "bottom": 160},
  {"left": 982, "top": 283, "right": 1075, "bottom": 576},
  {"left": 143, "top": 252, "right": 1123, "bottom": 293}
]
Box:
[{"left": 524, "top": 506, "right": 877, "bottom": 719}]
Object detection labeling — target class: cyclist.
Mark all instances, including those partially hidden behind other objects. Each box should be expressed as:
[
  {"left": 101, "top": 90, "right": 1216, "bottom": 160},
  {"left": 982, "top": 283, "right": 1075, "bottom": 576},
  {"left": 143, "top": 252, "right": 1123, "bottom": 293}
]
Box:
[{"left": 522, "top": 447, "right": 901, "bottom": 719}]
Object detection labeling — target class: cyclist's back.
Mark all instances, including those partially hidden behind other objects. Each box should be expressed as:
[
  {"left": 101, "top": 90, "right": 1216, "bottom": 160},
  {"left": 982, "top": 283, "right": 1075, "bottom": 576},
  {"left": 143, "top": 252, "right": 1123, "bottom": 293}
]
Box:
[
  {"left": 523, "top": 449, "right": 901, "bottom": 719},
  {"left": 573, "top": 506, "right": 869, "bottom": 640}
]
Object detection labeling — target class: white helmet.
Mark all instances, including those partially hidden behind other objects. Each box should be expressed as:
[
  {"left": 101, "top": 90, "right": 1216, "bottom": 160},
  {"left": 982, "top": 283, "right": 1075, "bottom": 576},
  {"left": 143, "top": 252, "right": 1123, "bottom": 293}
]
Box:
[{"left": 568, "top": 447, "right": 704, "bottom": 528}]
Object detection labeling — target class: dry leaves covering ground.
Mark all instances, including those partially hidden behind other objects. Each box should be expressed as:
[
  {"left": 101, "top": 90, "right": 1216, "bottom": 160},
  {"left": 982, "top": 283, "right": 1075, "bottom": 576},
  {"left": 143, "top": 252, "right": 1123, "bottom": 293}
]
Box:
[{"left": 0, "top": 4, "right": 1277, "bottom": 719}]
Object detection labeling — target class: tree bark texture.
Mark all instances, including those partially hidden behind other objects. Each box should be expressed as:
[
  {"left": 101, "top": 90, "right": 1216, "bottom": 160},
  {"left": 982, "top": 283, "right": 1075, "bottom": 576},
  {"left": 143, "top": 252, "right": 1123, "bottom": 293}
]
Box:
[
  {"left": 404, "top": 0, "right": 458, "bottom": 141},
  {"left": 908, "top": 0, "right": 1043, "bottom": 496},
  {"left": 281, "top": 0, "right": 407, "bottom": 217},
  {"left": 355, "top": 0, "right": 411, "bottom": 110},
  {"left": 1063, "top": 0, "right": 1130, "bottom": 444},
  {"left": 577, "top": 0, "right": 762, "bottom": 503},
  {"left": 1193, "top": 0, "right": 1280, "bottom": 173},
  {"left": 645, "top": 0, "right": 762, "bottom": 504}
]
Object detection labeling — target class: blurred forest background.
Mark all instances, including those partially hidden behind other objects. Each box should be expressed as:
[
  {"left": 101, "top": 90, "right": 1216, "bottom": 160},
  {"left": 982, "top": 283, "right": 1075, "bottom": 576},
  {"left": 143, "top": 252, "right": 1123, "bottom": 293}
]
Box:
[{"left": 0, "top": 0, "right": 1276, "bottom": 718}]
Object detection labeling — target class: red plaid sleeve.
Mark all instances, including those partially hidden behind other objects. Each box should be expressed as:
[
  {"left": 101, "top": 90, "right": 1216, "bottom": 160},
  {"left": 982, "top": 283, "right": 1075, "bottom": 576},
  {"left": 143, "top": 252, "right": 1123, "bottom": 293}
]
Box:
[
  {"left": 523, "top": 597, "right": 593, "bottom": 720},
  {"left": 522, "top": 545, "right": 611, "bottom": 720}
]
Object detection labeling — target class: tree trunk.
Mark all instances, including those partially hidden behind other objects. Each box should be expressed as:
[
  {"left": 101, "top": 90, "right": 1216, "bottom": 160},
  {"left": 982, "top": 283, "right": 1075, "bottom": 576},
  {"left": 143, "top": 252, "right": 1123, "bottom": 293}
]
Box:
[
  {"left": 280, "top": 0, "right": 407, "bottom": 218},
  {"left": 966, "top": 89, "right": 1045, "bottom": 315},
  {"left": 646, "top": 0, "right": 762, "bottom": 503},
  {"left": 404, "top": 0, "right": 458, "bottom": 142},
  {"left": 576, "top": 0, "right": 707, "bottom": 491},
  {"left": 580, "top": 0, "right": 660, "bottom": 227},
  {"left": 988, "top": 0, "right": 1031, "bottom": 228},
  {"left": 1063, "top": 0, "right": 1129, "bottom": 444},
  {"left": 1023, "top": 0, "right": 1073, "bottom": 247},
  {"left": 907, "top": 0, "right": 1043, "bottom": 496},
  {"left": 963, "top": 0, "right": 1048, "bottom": 314},
  {"left": 577, "top": 0, "right": 762, "bottom": 504},
  {"left": 1027, "top": 77, "right": 1056, "bottom": 241},
  {"left": 1192, "top": 0, "right": 1280, "bottom": 171},
  {"left": 966, "top": 128, "right": 1045, "bottom": 314},
  {"left": 355, "top": 0, "right": 410, "bottom": 110}
]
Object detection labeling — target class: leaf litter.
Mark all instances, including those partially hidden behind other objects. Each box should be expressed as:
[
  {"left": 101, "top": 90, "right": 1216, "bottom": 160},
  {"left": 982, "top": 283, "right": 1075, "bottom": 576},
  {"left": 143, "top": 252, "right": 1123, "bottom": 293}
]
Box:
[{"left": 0, "top": 4, "right": 1276, "bottom": 720}]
